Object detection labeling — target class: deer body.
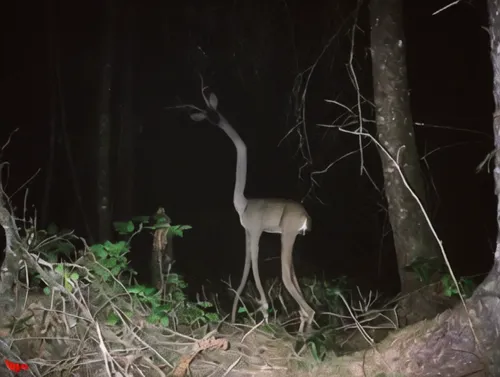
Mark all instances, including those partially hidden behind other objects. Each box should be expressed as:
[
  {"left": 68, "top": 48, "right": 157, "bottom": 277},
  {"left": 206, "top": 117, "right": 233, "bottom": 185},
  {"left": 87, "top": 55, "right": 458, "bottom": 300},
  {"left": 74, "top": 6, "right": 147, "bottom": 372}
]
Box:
[{"left": 189, "top": 89, "right": 315, "bottom": 335}]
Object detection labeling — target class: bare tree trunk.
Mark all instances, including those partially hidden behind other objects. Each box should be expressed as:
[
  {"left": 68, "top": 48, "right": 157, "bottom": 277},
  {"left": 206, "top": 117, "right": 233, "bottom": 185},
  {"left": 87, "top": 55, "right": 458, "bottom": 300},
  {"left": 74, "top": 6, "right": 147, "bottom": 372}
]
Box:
[
  {"left": 370, "top": 0, "right": 439, "bottom": 293},
  {"left": 97, "top": 0, "right": 115, "bottom": 242},
  {"left": 488, "top": 0, "right": 500, "bottom": 266}
]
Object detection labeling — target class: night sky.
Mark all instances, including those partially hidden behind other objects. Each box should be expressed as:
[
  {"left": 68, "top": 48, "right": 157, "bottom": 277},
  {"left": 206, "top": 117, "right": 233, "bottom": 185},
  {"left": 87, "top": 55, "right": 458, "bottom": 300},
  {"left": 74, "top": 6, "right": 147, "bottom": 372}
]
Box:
[{"left": 0, "top": 0, "right": 494, "bottom": 298}]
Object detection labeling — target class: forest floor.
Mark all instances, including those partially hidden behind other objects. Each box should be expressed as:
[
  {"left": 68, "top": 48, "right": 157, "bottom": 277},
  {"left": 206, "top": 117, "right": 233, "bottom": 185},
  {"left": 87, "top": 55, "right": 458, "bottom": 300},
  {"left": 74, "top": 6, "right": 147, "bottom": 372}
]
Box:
[
  {"left": 0, "top": 284, "right": 477, "bottom": 377},
  {"left": 0, "top": 280, "right": 494, "bottom": 377},
  {"left": 0, "top": 285, "right": 394, "bottom": 377}
]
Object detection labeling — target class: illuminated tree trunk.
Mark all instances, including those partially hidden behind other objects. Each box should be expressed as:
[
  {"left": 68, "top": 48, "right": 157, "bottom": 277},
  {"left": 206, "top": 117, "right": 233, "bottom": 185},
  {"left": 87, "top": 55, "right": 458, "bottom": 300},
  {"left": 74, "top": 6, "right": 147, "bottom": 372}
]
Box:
[{"left": 370, "top": 0, "right": 439, "bottom": 293}]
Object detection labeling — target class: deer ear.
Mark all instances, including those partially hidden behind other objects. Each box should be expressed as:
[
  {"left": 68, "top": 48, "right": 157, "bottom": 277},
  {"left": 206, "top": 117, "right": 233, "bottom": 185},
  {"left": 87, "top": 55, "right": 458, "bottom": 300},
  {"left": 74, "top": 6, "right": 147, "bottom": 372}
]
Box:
[
  {"left": 209, "top": 93, "right": 218, "bottom": 110},
  {"left": 190, "top": 112, "right": 207, "bottom": 122}
]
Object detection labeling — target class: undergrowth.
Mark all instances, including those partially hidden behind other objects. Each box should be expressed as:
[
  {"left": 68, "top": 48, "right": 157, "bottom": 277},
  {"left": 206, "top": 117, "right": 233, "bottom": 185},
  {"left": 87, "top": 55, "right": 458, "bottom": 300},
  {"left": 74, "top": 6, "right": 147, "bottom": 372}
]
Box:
[{"left": 0, "top": 209, "right": 475, "bottom": 377}]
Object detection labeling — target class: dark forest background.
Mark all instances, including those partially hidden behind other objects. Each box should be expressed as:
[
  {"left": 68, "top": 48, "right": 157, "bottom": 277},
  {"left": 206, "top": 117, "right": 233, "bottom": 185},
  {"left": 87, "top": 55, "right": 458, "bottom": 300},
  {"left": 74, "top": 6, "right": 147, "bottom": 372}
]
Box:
[{"left": 0, "top": 0, "right": 494, "bottom": 299}]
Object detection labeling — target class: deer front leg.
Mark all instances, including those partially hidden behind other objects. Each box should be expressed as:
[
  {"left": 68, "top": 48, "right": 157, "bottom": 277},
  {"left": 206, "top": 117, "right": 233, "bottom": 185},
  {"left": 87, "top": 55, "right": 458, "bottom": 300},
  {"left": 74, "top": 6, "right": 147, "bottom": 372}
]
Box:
[
  {"left": 231, "top": 231, "right": 252, "bottom": 323},
  {"left": 249, "top": 230, "right": 268, "bottom": 321}
]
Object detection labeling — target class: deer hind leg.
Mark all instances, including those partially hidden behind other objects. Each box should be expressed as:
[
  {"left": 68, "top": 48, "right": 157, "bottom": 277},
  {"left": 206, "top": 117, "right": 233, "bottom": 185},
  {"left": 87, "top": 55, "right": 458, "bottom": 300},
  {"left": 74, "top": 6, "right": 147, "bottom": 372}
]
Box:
[
  {"left": 280, "top": 232, "right": 315, "bottom": 335},
  {"left": 231, "top": 229, "right": 252, "bottom": 323},
  {"left": 289, "top": 260, "right": 314, "bottom": 334}
]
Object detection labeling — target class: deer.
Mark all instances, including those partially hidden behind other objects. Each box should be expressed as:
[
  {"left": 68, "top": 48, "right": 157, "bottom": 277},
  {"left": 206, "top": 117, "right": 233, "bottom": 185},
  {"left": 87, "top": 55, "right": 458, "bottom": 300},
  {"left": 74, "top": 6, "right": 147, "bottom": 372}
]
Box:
[{"left": 185, "top": 83, "right": 315, "bottom": 335}]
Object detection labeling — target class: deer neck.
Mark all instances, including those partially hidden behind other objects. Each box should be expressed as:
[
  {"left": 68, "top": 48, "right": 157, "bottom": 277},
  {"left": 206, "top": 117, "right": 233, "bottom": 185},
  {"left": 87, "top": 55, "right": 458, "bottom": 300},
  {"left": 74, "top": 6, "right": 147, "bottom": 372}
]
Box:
[{"left": 216, "top": 115, "right": 248, "bottom": 216}]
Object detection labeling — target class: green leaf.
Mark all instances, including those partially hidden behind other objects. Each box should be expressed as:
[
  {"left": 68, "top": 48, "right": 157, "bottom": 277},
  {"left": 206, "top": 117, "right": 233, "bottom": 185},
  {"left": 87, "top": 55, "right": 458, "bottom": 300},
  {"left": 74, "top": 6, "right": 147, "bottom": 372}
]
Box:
[
  {"left": 106, "top": 312, "right": 120, "bottom": 326},
  {"left": 173, "top": 291, "right": 185, "bottom": 301},
  {"left": 147, "top": 314, "right": 161, "bottom": 324},
  {"left": 143, "top": 287, "right": 157, "bottom": 296},
  {"left": 103, "top": 240, "right": 114, "bottom": 250},
  {"left": 168, "top": 225, "right": 192, "bottom": 238},
  {"left": 113, "top": 221, "right": 135, "bottom": 234},
  {"left": 160, "top": 316, "right": 170, "bottom": 327},
  {"left": 110, "top": 265, "right": 121, "bottom": 276},
  {"left": 70, "top": 272, "right": 79, "bottom": 281},
  {"left": 237, "top": 307, "right": 247, "bottom": 314},
  {"left": 55, "top": 264, "right": 64, "bottom": 274},
  {"left": 155, "top": 304, "right": 172, "bottom": 312},
  {"left": 90, "top": 244, "right": 107, "bottom": 259},
  {"left": 204, "top": 313, "right": 220, "bottom": 322},
  {"left": 103, "top": 240, "right": 127, "bottom": 255},
  {"left": 128, "top": 285, "right": 146, "bottom": 294},
  {"left": 43, "top": 287, "right": 51, "bottom": 296},
  {"left": 103, "top": 257, "right": 117, "bottom": 268}
]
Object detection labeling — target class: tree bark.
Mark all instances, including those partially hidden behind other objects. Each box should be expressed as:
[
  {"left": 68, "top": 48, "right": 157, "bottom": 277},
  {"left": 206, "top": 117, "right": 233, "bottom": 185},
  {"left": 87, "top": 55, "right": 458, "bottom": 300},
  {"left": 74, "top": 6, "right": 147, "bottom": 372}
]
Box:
[
  {"left": 370, "top": 0, "right": 439, "bottom": 293},
  {"left": 97, "top": 0, "right": 115, "bottom": 243}
]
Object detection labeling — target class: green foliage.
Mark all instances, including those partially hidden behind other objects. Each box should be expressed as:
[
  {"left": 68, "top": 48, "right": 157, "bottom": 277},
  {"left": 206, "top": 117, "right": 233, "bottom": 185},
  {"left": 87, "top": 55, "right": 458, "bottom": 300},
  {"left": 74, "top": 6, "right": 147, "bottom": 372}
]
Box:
[
  {"left": 31, "top": 212, "right": 212, "bottom": 331},
  {"left": 89, "top": 212, "right": 192, "bottom": 283},
  {"left": 405, "top": 256, "right": 476, "bottom": 298},
  {"left": 43, "top": 264, "right": 80, "bottom": 295},
  {"left": 441, "top": 274, "right": 475, "bottom": 298},
  {"left": 89, "top": 240, "right": 134, "bottom": 282},
  {"left": 113, "top": 215, "right": 192, "bottom": 238},
  {"left": 120, "top": 273, "right": 219, "bottom": 328}
]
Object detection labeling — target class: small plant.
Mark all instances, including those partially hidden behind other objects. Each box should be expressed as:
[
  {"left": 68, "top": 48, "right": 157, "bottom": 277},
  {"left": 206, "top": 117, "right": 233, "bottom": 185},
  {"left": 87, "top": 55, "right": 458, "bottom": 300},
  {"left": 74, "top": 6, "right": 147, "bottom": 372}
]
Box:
[
  {"left": 89, "top": 240, "right": 134, "bottom": 282},
  {"left": 441, "top": 274, "right": 475, "bottom": 298},
  {"left": 121, "top": 273, "right": 220, "bottom": 328},
  {"left": 43, "top": 264, "right": 80, "bottom": 295},
  {"left": 113, "top": 210, "right": 192, "bottom": 240}
]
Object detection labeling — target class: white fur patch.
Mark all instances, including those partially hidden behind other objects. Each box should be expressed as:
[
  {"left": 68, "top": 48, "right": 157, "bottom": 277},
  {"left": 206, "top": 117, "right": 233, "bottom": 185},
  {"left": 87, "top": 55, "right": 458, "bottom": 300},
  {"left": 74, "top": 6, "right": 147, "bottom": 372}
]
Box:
[{"left": 299, "top": 218, "right": 308, "bottom": 233}]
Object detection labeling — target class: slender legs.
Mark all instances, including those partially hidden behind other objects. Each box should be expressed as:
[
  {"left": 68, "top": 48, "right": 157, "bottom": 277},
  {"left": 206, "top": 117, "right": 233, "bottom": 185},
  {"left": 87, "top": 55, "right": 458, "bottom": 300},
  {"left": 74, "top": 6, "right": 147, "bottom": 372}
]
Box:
[
  {"left": 232, "top": 229, "right": 314, "bottom": 335},
  {"left": 231, "top": 230, "right": 252, "bottom": 323},
  {"left": 281, "top": 232, "right": 315, "bottom": 335}
]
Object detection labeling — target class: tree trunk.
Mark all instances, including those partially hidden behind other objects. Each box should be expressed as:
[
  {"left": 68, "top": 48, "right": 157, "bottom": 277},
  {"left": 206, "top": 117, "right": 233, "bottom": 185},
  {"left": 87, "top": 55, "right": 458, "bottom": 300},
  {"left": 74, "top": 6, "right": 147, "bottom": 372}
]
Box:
[
  {"left": 370, "top": 0, "right": 439, "bottom": 293},
  {"left": 316, "top": 2, "right": 500, "bottom": 375},
  {"left": 97, "top": 0, "right": 115, "bottom": 243}
]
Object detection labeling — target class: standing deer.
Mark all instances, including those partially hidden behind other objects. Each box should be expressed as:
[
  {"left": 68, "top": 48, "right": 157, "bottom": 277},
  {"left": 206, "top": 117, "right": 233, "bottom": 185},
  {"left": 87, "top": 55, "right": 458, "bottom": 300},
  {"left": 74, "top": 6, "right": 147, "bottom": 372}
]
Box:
[{"left": 188, "top": 86, "right": 314, "bottom": 335}]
